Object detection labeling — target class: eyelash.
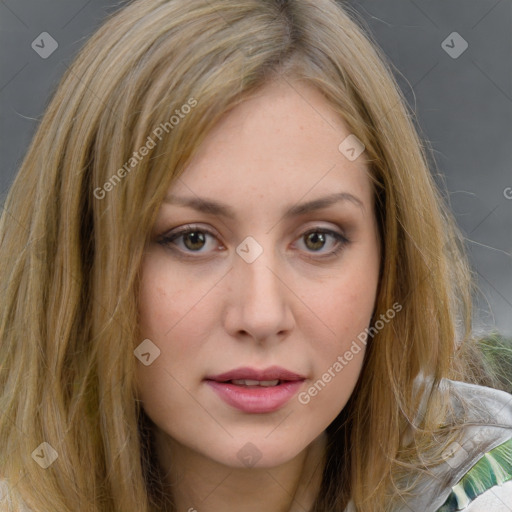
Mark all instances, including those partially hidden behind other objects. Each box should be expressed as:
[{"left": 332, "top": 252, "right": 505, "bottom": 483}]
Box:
[{"left": 157, "top": 224, "right": 350, "bottom": 260}]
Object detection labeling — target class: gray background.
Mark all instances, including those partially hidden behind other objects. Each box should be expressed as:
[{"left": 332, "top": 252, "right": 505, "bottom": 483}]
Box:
[{"left": 1, "top": 0, "right": 511, "bottom": 336}]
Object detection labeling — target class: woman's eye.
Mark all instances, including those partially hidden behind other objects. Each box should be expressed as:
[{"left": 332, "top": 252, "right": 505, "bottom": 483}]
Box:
[
  {"left": 158, "top": 226, "right": 220, "bottom": 254},
  {"left": 296, "top": 229, "right": 349, "bottom": 258},
  {"left": 157, "top": 225, "right": 349, "bottom": 258}
]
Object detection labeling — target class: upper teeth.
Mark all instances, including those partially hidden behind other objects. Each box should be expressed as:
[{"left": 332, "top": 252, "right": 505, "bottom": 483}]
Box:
[{"left": 231, "top": 379, "right": 280, "bottom": 387}]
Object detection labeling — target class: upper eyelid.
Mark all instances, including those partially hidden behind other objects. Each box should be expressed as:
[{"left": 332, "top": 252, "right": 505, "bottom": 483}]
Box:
[
  {"left": 160, "top": 224, "right": 219, "bottom": 242},
  {"left": 160, "top": 222, "right": 346, "bottom": 240}
]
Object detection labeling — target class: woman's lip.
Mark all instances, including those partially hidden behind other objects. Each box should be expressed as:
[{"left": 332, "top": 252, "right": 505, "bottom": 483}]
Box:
[
  {"left": 205, "top": 365, "right": 305, "bottom": 382},
  {"left": 205, "top": 380, "right": 304, "bottom": 413}
]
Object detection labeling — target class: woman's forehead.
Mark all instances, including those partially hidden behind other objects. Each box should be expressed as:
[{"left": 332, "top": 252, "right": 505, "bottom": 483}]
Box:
[{"left": 161, "top": 80, "right": 372, "bottom": 206}]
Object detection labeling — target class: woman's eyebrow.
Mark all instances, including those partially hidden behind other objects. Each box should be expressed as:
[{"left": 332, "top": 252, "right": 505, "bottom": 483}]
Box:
[{"left": 163, "top": 191, "right": 365, "bottom": 219}]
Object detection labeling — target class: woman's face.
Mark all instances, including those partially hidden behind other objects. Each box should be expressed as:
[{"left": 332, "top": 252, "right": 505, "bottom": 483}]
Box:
[{"left": 136, "top": 80, "right": 380, "bottom": 469}]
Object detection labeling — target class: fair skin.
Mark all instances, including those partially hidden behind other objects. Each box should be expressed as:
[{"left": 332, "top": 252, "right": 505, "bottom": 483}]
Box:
[{"left": 136, "top": 79, "right": 381, "bottom": 512}]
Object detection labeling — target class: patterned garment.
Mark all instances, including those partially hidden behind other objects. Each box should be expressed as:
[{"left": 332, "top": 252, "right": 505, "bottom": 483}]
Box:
[
  {"left": 436, "top": 437, "right": 512, "bottom": 512},
  {"left": 343, "top": 380, "right": 512, "bottom": 512}
]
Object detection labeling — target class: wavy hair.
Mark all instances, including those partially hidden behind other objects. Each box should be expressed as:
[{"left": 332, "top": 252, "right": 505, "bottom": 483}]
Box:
[{"left": 0, "top": 0, "right": 491, "bottom": 510}]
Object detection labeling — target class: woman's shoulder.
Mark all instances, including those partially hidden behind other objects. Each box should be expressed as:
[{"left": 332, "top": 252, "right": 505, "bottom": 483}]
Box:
[
  {"left": 443, "top": 378, "right": 512, "bottom": 423},
  {"left": 342, "top": 379, "right": 512, "bottom": 512},
  {"left": 407, "top": 379, "right": 512, "bottom": 512},
  {"left": 433, "top": 379, "right": 512, "bottom": 511}
]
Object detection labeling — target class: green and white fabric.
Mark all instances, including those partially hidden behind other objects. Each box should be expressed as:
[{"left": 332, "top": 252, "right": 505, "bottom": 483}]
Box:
[{"left": 436, "top": 437, "right": 512, "bottom": 511}]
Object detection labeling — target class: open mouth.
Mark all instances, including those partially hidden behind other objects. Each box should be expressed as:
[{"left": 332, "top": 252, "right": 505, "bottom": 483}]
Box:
[
  {"left": 204, "top": 368, "right": 306, "bottom": 413},
  {"left": 219, "top": 379, "right": 282, "bottom": 387}
]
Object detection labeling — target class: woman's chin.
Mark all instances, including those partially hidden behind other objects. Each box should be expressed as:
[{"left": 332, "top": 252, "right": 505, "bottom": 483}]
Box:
[{"left": 194, "top": 431, "right": 325, "bottom": 471}]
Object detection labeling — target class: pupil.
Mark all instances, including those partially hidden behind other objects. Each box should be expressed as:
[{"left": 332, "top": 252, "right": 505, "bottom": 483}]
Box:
[
  {"left": 184, "top": 232, "right": 205, "bottom": 250},
  {"left": 306, "top": 232, "right": 325, "bottom": 251}
]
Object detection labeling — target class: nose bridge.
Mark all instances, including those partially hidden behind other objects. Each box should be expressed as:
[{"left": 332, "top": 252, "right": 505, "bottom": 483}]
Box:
[
  {"left": 236, "top": 237, "right": 282, "bottom": 307},
  {"left": 225, "top": 235, "right": 293, "bottom": 340}
]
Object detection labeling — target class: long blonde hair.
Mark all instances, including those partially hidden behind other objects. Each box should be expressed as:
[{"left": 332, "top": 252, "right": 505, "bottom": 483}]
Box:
[{"left": 0, "top": 0, "right": 489, "bottom": 510}]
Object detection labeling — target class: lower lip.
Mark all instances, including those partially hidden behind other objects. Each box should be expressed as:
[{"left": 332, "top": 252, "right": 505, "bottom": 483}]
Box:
[{"left": 205, "top": 380, "right": 304, "bottom": 413}]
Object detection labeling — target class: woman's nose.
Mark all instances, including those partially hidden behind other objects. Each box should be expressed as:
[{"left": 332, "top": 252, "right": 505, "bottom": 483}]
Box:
[{"left": 222, "top": 236, "right": 295, "bottom": 344}]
